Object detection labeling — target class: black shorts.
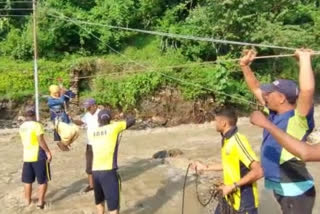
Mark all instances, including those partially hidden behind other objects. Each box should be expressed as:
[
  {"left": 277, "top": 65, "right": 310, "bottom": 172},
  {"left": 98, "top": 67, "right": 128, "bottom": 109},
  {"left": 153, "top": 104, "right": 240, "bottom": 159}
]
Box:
[
  {"left": 22, "top": 160, "right": 51, "bottom": 184},
  {"left": 93, "top": 170, "right": 121, "bottom": 211},
  {"left": 214, "top": 198, "right": 258, "bottom": 214},
  {"left": 86, "top": 145, "right": 93, "bottom": 175},
  {"left": 274, "top": 186, "right": 315, "bottom": 214}
]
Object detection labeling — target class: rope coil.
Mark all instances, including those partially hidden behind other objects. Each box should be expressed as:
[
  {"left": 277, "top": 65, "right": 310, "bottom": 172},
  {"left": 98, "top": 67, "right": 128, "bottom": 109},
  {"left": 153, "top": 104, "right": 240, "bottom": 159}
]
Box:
[{"left": 182, "top": 164, "right": 236, "bottom": 214}]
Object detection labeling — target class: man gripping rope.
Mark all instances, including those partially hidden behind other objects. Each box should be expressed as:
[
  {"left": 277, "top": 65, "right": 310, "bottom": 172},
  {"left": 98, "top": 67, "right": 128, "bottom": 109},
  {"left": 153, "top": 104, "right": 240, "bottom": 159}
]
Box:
[
  {"left": 250, "top": 111, "right": 320, "bottom": 162},
  {"left": 240, "top": 49, "right": 316, "bottom": 214},
  {"left": 191, "top": 108, "right": 263, "bottom": 214}
]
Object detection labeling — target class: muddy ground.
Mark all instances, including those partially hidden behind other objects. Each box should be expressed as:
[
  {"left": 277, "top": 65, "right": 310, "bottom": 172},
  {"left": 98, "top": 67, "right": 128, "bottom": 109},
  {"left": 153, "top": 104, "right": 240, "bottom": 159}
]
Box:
[{"left": 0, "top": 116, "right": 320, "bottom": 214}]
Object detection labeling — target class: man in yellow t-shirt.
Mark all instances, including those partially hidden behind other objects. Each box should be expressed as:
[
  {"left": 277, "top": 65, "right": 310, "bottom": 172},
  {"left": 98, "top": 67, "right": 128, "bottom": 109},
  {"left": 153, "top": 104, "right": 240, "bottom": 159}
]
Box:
[
  {"left": 192, "top": 108, "right": 263, "bottom": 214},
  {"left": 19, "top": 107, "right": 52, "bottom": 209},
  {"left": 88, "top": 109, "right": 135, "bottom": 214}
]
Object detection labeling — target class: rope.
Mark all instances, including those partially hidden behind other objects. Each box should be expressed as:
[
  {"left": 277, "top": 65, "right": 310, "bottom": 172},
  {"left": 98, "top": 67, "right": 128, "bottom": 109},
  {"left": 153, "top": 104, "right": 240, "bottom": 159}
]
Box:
[
  {"left": 195, "top": 168, "right": 217, "bottom": 207},
  {"left": 48, "top": 12, "right": 298, "bottom": 51},
  {"left": 0, "top": 53, "right": 311, "bottom": 83},
  {"left": 44, "top": 10, "right": 320, "bottom": 108},
  {"left": 182, "top": 164, "right": 191, "bottom": 214},
  {"left": 0, "top": 15, "right": 30, "bottom": 17},
  {"left": 44, "top": 11, "right": 269, "bottom": 107},
  {"left": 0, "top": 8, "right": 33, "bottom": 11},
  {"left": 182, "top": 164, "right": 236, "bottom": 214},
  {"left": 0, "top": 1, "right": 33, "bottom": 3},
  {"left": 158, "top": 73, "right": 259, "bottom": 106},
  {"left": 73, "top": 54, "right": 307, "bottom": 80}
]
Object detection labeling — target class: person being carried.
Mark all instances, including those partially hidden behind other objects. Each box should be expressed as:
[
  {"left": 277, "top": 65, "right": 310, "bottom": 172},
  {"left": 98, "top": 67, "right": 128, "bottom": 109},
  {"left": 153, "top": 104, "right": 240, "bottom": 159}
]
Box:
[
  {"left": 191, "top": 108, "right": 263, "bottom": 214},
  {"left": 47, "top": 84, "right": 75, "bottom": 151},
  {"left": 240, "top": 49, "right": 316, "bottom": 214},
  {"left": 19, "top": 106, "right": 52, "bottom": 209},
  {"left": 88, "top": 109, "right": 135, "bottom": 214},
  {"left": 72, "top": 98, "right": 101, "bottom": 193}
]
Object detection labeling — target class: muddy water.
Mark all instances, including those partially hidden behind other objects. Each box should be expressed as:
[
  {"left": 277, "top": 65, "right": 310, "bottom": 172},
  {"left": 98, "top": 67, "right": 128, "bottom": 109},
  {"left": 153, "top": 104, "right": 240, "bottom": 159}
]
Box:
[{"left": 0, "top": 118, "right": 319, "bottom": 214}]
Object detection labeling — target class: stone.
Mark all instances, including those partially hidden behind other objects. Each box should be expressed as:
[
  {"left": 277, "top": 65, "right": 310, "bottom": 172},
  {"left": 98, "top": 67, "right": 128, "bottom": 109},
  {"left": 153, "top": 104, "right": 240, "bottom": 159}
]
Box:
[{"left": 152, "top": 149, "right": 183, "bottom": 159}]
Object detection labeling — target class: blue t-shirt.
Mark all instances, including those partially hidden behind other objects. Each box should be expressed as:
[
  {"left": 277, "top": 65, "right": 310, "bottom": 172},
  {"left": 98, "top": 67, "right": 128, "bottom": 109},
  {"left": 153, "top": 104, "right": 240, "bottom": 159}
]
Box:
[
  {"left": 47, "top": 90, "right": 75, "bottom": 123},
  {"left": 261, "top": 107, "right": 314, "bottom": 196}
]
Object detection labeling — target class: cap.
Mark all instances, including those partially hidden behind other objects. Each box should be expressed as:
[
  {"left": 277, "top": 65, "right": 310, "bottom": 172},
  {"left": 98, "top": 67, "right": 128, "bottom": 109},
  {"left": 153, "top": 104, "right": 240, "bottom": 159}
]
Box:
[
  {"left": 98, "top": 109, "right": 111, "bottom": 121},
  {"left": 83, "top": 98, "right": 96, "bottom": 109},
  {"left": 260, "top": 79, "right": 299, "bottom": 102}
]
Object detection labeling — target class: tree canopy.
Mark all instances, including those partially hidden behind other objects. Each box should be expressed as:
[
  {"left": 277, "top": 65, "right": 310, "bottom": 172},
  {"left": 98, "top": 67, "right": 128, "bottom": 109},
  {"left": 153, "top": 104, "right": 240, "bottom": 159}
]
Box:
[{"left": 1, "top": 0, "right": 320, "bottom": 110}]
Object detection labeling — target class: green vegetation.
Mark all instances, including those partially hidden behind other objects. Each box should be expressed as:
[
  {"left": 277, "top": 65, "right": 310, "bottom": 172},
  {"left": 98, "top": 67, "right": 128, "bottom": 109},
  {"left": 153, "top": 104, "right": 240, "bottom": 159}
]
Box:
[{"left": 1, "top": 0, "right": 320, "bottom": 111}]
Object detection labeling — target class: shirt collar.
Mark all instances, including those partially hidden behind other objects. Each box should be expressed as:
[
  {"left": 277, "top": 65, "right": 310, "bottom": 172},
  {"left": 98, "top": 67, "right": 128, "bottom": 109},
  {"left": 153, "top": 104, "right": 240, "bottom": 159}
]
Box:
[{"left": 222, "top": 126, "right": 238, "bottom": 139}]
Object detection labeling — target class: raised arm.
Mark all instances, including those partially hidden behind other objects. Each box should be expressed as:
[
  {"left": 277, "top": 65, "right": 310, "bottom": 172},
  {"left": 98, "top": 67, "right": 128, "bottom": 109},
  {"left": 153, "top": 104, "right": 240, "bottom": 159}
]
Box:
[
  {"left": 296, "top": 49, "right": 315, "bottom": 116},
  {"left": 250, "top": 111, "right": 320, "bottom": 162},
  {"left": 125, "top": 117, "right": 136, "bottom": 129},
  {"left": 239, "top": 50, "right": 265, "bottom": 105}
]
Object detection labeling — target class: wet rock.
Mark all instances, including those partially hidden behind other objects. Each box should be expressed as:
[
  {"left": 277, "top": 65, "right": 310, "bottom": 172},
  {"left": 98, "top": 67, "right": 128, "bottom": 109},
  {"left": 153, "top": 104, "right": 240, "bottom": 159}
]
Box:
[
  {"left": 152, "top": 149, "right": 183, "bottom": 159},
  {"left": 153, "top": 150, "right": 168, "bottom": 159},
  {"left": 168, "top": 149, "right": 184, "bottom": 157}
]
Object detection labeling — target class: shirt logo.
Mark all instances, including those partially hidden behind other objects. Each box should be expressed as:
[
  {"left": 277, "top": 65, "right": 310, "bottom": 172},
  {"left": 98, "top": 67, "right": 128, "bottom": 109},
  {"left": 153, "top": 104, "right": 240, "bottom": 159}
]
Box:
[{"left": 93, "top": 130, "right": 107, "bottom": 137}]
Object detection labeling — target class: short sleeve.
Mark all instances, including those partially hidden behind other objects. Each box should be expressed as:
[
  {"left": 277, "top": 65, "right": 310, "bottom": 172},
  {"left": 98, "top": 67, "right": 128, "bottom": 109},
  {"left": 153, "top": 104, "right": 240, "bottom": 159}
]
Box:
[
  {"left": 292, "top": 106, "right": 314, "bottom": 131},
  {"left": 113, "top": 121, "right": 127, "bottom": 134},
  {"left": 263, "top": 107, "right": 270, "bottom": 115},
  {"left": 35, "top": 123, "right": 44, "bottom": 136},
  {"left": 234, "top": 134, "right": 258, "bottom": 168}
]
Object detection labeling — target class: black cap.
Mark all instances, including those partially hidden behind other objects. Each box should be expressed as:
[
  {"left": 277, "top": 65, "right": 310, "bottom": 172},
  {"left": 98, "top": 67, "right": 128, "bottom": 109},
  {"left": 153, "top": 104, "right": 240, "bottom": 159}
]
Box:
[
  {"left": 260, "top": 79, "right": 299, "bottom": 103},
  {"left": 98, "top": 109, "right": 111, "bottom": 122}
]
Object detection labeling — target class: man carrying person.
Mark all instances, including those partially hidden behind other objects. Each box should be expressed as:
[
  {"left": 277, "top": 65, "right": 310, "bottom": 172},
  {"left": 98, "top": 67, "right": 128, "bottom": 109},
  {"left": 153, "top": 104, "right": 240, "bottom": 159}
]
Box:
[
  {"left": 240, "top": 49, "right": 316, "bottom": 214},
  {"left": 192, "top": 108, "right": 263, "bottom": 214},
  {"left": 19, "top": 106, "right": 52, "bottom": 209},
  {"left": 88, "top": 109, "right": 135, "bottom": 214},
  {"left": 72, "top": 98, "right": 101, "bottom": 193}
]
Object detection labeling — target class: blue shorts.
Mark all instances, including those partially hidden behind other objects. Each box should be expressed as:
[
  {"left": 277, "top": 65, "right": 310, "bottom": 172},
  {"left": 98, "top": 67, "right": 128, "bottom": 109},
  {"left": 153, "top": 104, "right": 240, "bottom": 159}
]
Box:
[
  {"left": 93, "top": 170, "right": 121, "bottom": 211},
  {"left": 22, "top": 160, "right": 51, "bottom": 184}
]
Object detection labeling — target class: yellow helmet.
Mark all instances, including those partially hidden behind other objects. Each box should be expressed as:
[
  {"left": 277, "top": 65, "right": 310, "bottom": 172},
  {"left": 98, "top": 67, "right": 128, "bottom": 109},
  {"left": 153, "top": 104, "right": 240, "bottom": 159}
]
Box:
[{"left": 49, "top": 85, "right": 60, "bottom": 97}]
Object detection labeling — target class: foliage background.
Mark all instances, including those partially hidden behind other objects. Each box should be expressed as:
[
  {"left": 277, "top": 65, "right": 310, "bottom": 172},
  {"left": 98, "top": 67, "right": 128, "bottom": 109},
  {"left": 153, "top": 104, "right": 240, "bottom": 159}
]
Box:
[{"left": 1, "top": 0, "right": 320, "bottom": 111}]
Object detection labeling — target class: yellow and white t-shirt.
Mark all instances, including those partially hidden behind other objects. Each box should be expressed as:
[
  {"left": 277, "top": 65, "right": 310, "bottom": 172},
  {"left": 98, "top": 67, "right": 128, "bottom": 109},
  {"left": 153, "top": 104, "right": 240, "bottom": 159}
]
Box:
[
  {"left": 89, "top": 121, "right": 127, "bottom": 171},
  {"left": 19, "top": 121, "right": 45, "bottom": 162}
]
